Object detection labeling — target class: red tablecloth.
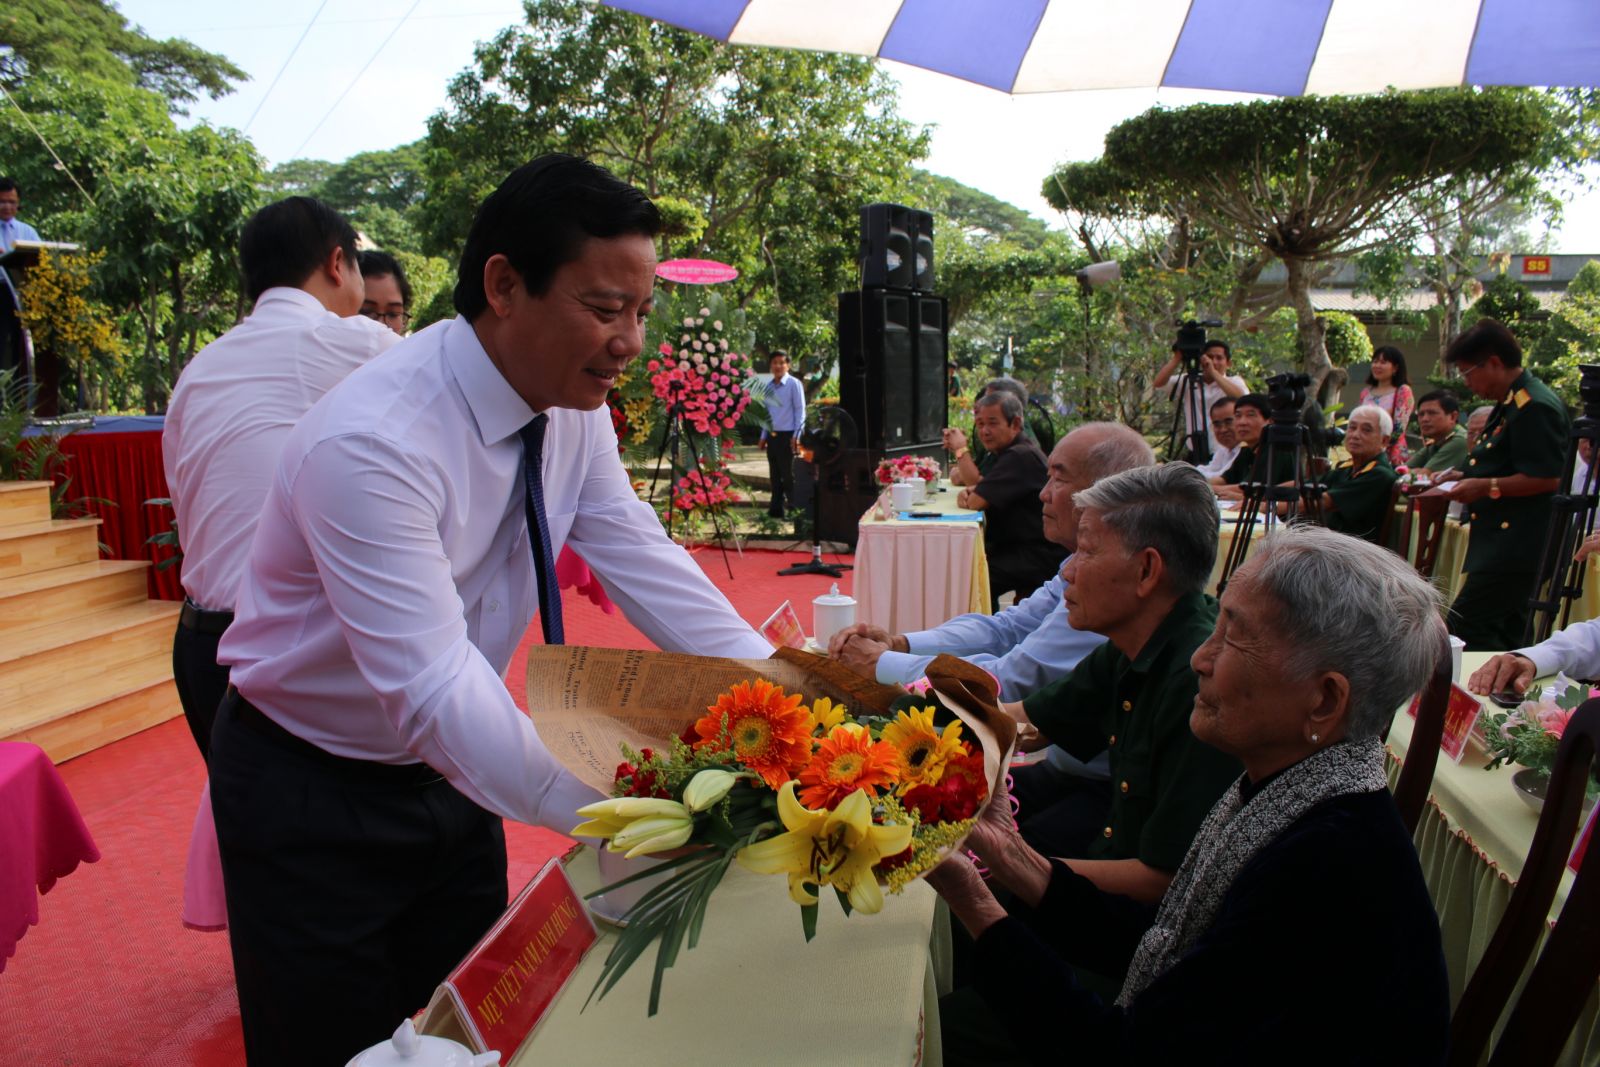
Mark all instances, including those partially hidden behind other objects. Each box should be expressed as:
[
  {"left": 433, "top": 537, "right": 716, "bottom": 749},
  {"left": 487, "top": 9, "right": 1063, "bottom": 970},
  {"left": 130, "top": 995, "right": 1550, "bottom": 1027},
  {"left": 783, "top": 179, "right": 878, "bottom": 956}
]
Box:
[
  {"left": 53, "top": 430, "right": 180, "bottom": 600},
  {"left": 1, "top": 742, "right": 100, "bottom": 973}
]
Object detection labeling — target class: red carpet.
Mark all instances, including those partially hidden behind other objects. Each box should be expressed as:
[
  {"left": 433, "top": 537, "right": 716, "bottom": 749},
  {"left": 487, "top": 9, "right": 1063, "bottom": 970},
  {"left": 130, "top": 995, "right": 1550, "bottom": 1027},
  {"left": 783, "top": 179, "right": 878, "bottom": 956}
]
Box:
[{"left": 0, "top": 547, "right": 850, "bottom": 1065}]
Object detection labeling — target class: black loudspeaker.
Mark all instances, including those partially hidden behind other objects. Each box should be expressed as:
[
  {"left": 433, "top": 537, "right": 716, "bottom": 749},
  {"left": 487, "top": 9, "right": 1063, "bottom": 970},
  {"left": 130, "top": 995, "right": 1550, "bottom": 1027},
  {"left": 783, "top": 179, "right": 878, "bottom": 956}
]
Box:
[
  {"left": 859, "top": 203, "right": 934, "bottom": 292},
  {"left": 803, "top": 450, "right": 880, "bottom": 549},
  {"left": 838, "top": 290, "right": 948, "bottom": 452}
]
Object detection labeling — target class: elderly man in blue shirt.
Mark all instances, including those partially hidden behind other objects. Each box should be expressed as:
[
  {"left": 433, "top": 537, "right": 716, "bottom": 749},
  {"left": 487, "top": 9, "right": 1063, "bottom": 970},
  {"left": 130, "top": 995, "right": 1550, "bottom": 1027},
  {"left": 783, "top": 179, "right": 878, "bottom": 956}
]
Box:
[
  {"left": 829, "top": 421, "right": 1155, "bottom": 854},
  {"left": 759, "top": 350, "right": 805, "bottom": 518}
]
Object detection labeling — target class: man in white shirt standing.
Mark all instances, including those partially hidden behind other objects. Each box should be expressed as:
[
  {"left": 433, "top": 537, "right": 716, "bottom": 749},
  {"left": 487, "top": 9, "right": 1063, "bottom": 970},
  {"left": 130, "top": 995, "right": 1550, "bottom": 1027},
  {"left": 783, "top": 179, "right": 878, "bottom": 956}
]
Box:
[
  {"left": 211, "top": 155, "right": 773, "bottom": 1064},
  {"left": 759, "top": 349, "right": 804, "bottom": 517},
  {"left": 1152, "top": 339, "right": 1247, "bottom": 460},
  {"left": 163, "top": 197, "right": 398, "bottom": 761},
  {"left": 0, "top": 176, "right": 42, "bottom": 378}
]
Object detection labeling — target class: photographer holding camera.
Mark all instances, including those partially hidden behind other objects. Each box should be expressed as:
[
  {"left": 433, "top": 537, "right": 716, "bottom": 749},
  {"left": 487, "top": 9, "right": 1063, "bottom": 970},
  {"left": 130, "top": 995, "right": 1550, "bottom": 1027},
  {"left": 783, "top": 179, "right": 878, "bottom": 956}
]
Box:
[{"left": 1154, "top": 338, "right": 1248, "bottom": 457}]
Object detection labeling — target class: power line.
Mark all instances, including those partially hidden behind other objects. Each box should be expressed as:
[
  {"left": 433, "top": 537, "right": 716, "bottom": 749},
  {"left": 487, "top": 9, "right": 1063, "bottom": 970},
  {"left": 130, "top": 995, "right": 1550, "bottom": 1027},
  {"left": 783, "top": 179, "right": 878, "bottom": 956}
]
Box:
[
  {"left": 0, "top": 83, "right": 95, "bottom": 205},
  {"left": 290, "top": 0, "right": 425, "bottom": 159},
  {"left": 243, "top": 0, "right": 330, "bottom": 135}
]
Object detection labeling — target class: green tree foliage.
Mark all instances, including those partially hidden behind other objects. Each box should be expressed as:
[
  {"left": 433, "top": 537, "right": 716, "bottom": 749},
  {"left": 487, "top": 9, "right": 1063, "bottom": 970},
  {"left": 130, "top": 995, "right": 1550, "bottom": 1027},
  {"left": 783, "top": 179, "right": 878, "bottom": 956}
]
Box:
[
  {"left": 421, "top": 0, "right": 929, "bottom": 372},
  {"left": 1046, "top": 90, "right": 1552, "bottom": 402},
  {"left": 0, "top": 0, "right": 245, "bottom": 112},
  {"left": 0, "top": 21, "right": 259, "bottom": 411},
  {"left": 1320, "top": 311, "right": 1372, "bottom": 369}
]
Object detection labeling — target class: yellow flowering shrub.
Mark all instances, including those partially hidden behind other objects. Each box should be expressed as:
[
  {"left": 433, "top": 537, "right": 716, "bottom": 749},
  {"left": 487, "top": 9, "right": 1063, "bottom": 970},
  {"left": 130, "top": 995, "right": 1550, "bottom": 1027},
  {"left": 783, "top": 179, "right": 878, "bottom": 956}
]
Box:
[{"left": 15, "top": 249, "right": 124, "bottom": 401}]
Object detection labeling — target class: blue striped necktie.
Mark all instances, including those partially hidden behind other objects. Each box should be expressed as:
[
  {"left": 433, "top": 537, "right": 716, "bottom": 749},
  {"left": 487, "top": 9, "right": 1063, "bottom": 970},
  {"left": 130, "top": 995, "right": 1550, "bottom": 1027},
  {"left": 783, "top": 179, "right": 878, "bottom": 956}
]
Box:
[{"left": 519, "top": 413, "right": 564, "bottom": 645}]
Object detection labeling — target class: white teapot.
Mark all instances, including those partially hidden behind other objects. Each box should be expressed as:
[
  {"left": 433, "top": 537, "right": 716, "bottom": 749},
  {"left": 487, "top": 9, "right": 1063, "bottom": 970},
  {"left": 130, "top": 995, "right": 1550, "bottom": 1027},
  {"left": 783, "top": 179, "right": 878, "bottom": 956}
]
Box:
[{"left": 346, "top": 1019, "right": 501, "bottom": 1067}]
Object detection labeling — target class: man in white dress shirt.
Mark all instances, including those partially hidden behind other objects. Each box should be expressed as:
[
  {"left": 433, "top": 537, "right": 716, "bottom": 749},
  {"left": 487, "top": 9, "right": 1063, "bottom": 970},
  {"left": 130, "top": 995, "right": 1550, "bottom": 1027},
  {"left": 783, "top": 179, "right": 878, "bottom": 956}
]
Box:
[
  {"left": 210, "top": 155, "right": 772, "bottom": 1064},
  {"left": 163, "top": 197, "right": 397, "bottom": 761},
  {"left": 1195, "top": 396, "right": 1241, "bottom": 480}
]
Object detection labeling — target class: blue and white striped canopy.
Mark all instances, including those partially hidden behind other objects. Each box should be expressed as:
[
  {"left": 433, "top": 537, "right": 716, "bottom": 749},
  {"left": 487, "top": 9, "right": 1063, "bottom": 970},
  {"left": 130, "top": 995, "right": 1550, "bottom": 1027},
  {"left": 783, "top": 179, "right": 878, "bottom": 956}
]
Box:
[{"left": 601, "top": 0, "right": 1600, "bottom": 96}]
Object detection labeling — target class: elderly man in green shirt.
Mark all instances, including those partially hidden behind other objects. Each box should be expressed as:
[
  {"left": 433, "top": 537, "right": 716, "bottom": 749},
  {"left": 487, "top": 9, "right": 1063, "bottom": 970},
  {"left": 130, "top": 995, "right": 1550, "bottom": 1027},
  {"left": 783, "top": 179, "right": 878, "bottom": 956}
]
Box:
[
  {"left": 1012, "top": 463, "right": 1243, "bottom": 905},
  {"left": 1320, "top": 404, "right": 1400, "bottom": 543},
  {"left": 1411, "top": 389, "right": 1470, "bottom": 473}
]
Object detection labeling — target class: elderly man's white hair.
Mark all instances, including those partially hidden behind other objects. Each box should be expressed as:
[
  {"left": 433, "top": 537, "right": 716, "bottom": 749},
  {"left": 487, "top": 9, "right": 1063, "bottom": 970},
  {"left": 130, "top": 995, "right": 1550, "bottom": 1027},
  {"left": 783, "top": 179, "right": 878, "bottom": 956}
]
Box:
[
  {"left": 1234, "top": 526, "right": 1444, "bottom": 740},
  {"left": 1347, "top": 403, "right": 1393, "bottom": 438}
]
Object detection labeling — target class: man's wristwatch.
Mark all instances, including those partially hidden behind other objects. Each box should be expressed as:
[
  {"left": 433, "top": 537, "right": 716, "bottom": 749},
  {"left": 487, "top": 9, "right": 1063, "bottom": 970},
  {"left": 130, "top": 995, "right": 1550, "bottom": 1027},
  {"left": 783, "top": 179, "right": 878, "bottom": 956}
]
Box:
[
  {"left": 955, "top": 447, "right": 970, "bottom": 460},
  {"left": 1489, "top": 477, "right": 1502, "bottom": 500}
]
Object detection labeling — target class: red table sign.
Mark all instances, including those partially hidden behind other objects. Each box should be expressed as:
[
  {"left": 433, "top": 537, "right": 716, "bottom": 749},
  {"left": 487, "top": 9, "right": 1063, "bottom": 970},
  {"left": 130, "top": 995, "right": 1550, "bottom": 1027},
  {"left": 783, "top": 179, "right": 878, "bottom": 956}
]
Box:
[
  {"left": 420, "top": 856, "right": 597, "bottom": 1057},
  {"left": 1406, "top": 683, "right": 1481, "bottom": 764},
  {"left": 1572, "top": 804, "right": 1597, "bottom": 874},
  {"left": 657, "top": 258, "right": 739, "bottom": 285},
  {"left": 1522, "top": 255, "right": 1551, "bottom": 275}
]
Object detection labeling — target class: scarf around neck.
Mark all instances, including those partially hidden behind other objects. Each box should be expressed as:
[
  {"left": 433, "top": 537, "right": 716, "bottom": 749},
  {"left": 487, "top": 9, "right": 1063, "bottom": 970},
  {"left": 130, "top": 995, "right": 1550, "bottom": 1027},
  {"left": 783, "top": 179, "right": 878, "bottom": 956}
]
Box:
[{"left": 1115, "top": 736, "right": 1389, "bottom": 1007}]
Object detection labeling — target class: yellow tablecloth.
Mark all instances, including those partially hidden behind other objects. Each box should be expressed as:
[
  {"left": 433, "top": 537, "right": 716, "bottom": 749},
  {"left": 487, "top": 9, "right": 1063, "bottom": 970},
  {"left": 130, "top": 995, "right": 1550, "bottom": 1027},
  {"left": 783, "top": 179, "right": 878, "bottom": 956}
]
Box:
[
  {"left": 1386, "top": 652, "right": 1596, "bottom": 1065},
  {"left": 508, "top": 847, "right": 942, "bottom": 1066},
  {"left": 854, "top": 484, "right": 989, "bottom": 633}
]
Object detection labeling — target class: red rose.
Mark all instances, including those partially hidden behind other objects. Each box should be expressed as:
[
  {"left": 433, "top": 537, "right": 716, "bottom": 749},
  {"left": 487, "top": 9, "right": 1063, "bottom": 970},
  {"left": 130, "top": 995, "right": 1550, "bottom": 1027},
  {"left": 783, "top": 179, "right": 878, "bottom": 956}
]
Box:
[
  {"left": 876, "top": 845, "right": 915, "bottom": 872},
  {"left": 938, "top": 774, "right": 980, "bottom": 822},
  {"left": 903, "top": 784, "right": 945, "bottom": 824}
]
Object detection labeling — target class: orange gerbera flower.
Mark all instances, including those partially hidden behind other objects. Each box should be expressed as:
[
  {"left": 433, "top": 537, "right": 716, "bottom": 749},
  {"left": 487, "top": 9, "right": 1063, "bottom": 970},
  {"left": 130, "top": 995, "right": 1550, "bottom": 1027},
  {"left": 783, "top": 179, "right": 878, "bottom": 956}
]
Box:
[
  {"left": 797, "top": 725, "right": 903, "bottom": 810},
  {"left": 692, "top": 679, "right": 812, "bottom": 789}
]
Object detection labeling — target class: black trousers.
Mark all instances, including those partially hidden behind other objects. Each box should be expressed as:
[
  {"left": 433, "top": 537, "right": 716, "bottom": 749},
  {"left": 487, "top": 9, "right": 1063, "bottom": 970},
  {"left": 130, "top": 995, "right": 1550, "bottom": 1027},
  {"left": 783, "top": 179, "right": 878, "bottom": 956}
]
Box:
[
  {"left": 172, "top": 621, "right": 231, "bottom": 762},
  {"left": 1450, "top": 570, "right": 1537, "bottom": 651},
  {"left": 209, "top": 690, "right": 507, "bottom": 1067},
  {"left": 1009, "top": 760, "right": 1113, "bottom": 859},
  {"left": 767, "top": 430, "right": 795, "bottom": 517}
]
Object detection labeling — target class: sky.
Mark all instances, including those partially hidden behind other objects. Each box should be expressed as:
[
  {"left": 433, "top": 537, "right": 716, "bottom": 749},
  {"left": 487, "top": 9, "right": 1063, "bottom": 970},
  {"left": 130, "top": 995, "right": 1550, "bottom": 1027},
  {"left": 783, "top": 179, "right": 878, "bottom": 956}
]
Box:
[{"left": 115, "top": 0, "right": 1600, "bottom": 252}]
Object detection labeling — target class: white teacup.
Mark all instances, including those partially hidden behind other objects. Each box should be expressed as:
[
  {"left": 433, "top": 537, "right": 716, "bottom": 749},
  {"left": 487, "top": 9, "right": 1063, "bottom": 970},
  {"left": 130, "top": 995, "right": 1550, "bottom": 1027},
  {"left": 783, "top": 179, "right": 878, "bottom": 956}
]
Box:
[
  {"left": 589, "top": 848, "right": 671, "bottom": 926},
  {"left": 891, "top": 482, "right": 915, "bottom": 511}
]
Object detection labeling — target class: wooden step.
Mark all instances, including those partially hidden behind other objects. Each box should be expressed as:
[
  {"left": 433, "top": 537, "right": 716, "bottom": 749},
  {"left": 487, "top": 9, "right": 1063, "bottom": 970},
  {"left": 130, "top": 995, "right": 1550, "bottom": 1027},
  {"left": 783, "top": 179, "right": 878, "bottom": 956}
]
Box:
[
  {"left": 0, "top": 517, "right": 102, "bottom": 580},
  {"left": 0, "top": 630, "right": 175, "bottom": 735},
  {"left": 0, "top": 560, "right": 154, "bottom": 632},
  {"left": 0, "top": 481, "right": 53, "bottom": 528},
  {"left": 0, "top": 598, "right": 179, "bottom": 667},
  {"left": 5, "top": 678, "right": 182, "bottom": 764}
]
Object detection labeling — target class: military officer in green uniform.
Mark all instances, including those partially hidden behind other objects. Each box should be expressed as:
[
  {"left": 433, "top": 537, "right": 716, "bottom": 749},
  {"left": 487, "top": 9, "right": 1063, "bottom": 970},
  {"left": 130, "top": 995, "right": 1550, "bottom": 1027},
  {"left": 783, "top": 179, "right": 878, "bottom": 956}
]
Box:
[
  {"left": 1439, "top": 320, "right": 1569, "bottom": 650},
  {"left": 1320, "top": 403, "right": 1400, "bottom": 543}
]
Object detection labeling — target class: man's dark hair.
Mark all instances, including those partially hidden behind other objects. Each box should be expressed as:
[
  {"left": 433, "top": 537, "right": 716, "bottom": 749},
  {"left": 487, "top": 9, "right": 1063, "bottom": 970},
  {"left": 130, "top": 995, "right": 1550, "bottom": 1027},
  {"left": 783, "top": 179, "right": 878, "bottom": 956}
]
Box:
[
  {"left": 1209, "top": 395, "right": 1235, "bottom": 416},
  {"left": 239, "top": 196, "right": 359, "bottom": 304},
  {"left": 358, "top": 249, "right": 412, "bottom": 309},
  {"left": 1445, "top": 319, "right": 1523, "bottom": 368},
  {"left": 0, "top": 177, "right": 18, "bottom": 195},
  {"left": 1204, "top": 340, "right": 1231, "bottom": 359},
  {"left": 985, "top": 376, "right": 1028, "bottom": 407},
  {"left": 453, "top": 154, "right": 662, "bottom": 319},
  {"left": 1233, "top": 393, "right": 1270, "bottom": 418},
  {"left": 1417, "top": 389, "right": 1460, "bottom": 417},
  {"left": 768, "top": 350, "right": 789, "bottom": 368}
]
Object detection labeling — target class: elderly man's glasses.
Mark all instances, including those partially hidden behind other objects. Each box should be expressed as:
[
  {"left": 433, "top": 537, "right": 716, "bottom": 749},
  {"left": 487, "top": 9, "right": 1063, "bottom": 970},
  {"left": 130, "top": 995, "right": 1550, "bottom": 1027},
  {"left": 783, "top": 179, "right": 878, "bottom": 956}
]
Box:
[
  {"left": 1211, "top": 417, "right": 1234, "bottom": 429},
  {"left": 361, "top": 308, "right": 409, "bottom": 326}
]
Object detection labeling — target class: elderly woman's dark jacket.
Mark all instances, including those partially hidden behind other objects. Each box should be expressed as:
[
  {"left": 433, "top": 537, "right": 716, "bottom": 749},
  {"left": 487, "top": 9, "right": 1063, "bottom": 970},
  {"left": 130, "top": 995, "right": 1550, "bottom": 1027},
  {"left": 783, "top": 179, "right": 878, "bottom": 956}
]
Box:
[{"left": 972, "top": 785, "right": 1449, "bottom": 1064}]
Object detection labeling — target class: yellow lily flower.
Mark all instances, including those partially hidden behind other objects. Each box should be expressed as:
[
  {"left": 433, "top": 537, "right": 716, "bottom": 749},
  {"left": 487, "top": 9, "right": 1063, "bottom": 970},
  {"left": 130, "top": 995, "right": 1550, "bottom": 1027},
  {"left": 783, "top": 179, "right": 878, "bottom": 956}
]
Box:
[
  {"left": 571, "top": 796, "right": 690, "bottom": 842},
  {"left": 682, "top": 768, "right": 739, "bottom": 813},
  {"left": 736, "top": 783, "right": 912, "bottom": 914},
  {"left": 610, "top": 812, "right": 694, "bottom": 858}
]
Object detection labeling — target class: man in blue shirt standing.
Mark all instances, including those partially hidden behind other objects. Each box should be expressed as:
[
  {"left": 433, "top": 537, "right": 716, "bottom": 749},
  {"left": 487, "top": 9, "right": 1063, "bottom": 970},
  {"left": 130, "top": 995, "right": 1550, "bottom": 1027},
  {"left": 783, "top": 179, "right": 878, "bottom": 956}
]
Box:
[
  {"left": 760, "top": 349, "right": 805, "bottom": 518},
  {"left": 0, "top": 177, "right": 42, "bottom": 379}
]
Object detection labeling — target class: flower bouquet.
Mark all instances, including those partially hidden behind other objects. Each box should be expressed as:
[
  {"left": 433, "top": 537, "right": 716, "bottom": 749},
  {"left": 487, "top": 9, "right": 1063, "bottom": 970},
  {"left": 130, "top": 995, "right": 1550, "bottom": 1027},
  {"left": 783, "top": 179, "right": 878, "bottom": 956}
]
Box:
[
  {"left": 1478, "top": 674, "right": 1600, "bottom": 802},
  {"left": 875, "top": 453, "right": 942, "bottom": 487},
  {"left": 554, "top": 649, "right": 1014, "bottom": 1015}
]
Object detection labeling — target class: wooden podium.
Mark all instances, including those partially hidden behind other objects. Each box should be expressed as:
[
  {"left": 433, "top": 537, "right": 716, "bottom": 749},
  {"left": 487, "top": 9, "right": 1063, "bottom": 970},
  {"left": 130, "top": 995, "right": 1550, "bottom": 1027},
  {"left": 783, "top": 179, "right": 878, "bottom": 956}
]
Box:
[{"left": 0, "top": 240, "right": 82, "bottom": 415}]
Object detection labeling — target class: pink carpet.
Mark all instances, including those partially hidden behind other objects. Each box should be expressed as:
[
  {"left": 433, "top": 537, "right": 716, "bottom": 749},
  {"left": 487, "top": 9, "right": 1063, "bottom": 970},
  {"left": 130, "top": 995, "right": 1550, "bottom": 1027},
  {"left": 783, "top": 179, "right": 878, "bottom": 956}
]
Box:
[{"left": 0, "top": 547, "right": 850, "bottom": 1065}]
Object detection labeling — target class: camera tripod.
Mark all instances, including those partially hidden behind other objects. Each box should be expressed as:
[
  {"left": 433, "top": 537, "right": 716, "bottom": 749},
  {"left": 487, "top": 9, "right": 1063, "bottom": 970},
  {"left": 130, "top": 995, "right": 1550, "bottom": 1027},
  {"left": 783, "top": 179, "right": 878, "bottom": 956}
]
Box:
[
  {"left": 1217, "top": 397, "right": 1324, "bottom": 594},
  {"left": 1163, "top": 365, "right": 1215, "bottom": 466},
  {"left": 1524, "top": 363, "right": 1600, "bottom": 644},
  {"left": 646, "top": 379, "right": 735, "bottom": 579}
]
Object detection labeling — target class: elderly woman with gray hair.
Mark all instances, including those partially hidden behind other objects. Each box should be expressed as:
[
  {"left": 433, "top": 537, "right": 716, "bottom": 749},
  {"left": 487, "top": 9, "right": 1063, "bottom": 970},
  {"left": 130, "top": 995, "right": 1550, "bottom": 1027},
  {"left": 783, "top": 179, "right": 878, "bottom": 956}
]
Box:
[{"left": 929, "top": 525, "right": 1450, "bottom": 1064}]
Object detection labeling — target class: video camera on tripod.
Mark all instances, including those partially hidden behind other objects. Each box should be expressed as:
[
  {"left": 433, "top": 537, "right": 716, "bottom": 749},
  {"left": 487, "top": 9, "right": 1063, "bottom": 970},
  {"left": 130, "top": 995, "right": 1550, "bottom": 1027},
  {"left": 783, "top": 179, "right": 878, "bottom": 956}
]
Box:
[
  {"left": 1164, "top": 318, "right": 1225, "bottom": 465},
  {"left": 1216, "top": 369, "right": 1324, "bottom": 592}
]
